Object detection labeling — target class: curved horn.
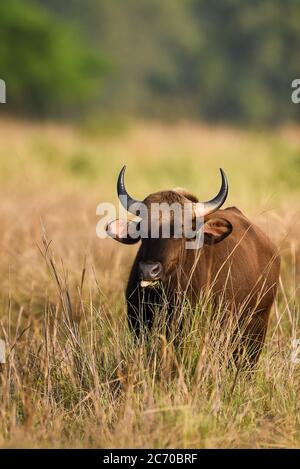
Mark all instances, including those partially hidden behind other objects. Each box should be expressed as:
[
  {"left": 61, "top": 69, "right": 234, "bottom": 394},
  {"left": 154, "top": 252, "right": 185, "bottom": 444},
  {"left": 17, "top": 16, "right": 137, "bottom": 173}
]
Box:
[
  {"left": 117, "top": 165, "right": 142, "bottom": 214},
  {"left": 194, "top": 168, "right": 229, "bottom": 217}
]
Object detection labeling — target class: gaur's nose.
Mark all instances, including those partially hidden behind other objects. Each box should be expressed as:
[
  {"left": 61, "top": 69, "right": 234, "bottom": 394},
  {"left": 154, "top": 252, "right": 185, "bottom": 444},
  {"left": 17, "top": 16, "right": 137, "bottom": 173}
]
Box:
[{"left": 139, "top": 262, "right": 162, "bottom": 280}]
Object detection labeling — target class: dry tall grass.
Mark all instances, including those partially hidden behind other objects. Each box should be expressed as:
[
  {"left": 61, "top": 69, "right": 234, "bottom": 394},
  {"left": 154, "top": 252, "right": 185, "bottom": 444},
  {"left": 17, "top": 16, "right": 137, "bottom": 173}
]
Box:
[{"left": 0, "top": 117, "right": 299, "bottom": 448}]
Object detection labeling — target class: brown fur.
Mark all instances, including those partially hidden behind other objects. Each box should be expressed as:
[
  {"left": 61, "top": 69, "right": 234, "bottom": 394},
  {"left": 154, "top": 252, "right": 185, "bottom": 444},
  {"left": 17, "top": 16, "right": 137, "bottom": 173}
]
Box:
[{"left": 121, "top": 189, "right": 280, "bottom": 366}]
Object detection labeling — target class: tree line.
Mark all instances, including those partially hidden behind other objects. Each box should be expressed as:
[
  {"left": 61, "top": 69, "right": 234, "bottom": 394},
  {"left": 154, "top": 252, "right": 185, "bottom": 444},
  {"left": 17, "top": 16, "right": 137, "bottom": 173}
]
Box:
[{"left": 1, "top": 0, "right": 299, "bottom": 124}]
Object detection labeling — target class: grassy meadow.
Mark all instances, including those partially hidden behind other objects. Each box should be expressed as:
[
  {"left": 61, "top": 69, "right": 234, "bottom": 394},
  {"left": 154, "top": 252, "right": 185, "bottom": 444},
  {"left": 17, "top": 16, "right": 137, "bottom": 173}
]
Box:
[{"left": 0, "top": 117, "right": 299, "bottom": 448}]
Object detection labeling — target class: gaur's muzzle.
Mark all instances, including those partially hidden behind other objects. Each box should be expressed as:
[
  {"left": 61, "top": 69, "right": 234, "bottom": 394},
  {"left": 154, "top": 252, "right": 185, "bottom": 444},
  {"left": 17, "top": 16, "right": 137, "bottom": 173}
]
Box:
[{"left": 139, "top": 261, "right": 162, "bottom": 288}]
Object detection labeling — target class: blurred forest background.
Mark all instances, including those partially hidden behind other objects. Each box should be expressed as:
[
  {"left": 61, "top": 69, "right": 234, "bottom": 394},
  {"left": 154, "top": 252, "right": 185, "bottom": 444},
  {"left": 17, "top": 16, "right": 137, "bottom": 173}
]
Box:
[{"left": 0, "top": 0, "right": 300, "bottom": 124}]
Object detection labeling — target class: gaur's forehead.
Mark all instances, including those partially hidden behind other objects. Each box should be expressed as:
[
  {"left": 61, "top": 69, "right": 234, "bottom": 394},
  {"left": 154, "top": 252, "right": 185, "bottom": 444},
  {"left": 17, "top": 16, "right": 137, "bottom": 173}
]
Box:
[{"left": 143, "top": 190, "right": 188, "bottom": 206}]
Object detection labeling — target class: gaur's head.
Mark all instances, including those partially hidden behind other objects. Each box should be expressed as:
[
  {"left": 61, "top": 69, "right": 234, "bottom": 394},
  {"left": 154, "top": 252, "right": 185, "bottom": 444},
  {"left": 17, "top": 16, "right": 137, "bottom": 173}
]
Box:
[{"left": 106, "top": 166, "right": 232, "bottom": 288}]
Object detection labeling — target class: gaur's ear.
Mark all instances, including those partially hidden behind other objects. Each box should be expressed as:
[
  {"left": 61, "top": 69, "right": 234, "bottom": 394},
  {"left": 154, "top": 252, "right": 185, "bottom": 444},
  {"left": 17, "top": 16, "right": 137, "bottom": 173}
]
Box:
[
  {"left": 106, "top": 219, "right": 140, "bottom": 244},
  {"left": 203, "top": 217, "right": 232, "bottom": 245}
]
